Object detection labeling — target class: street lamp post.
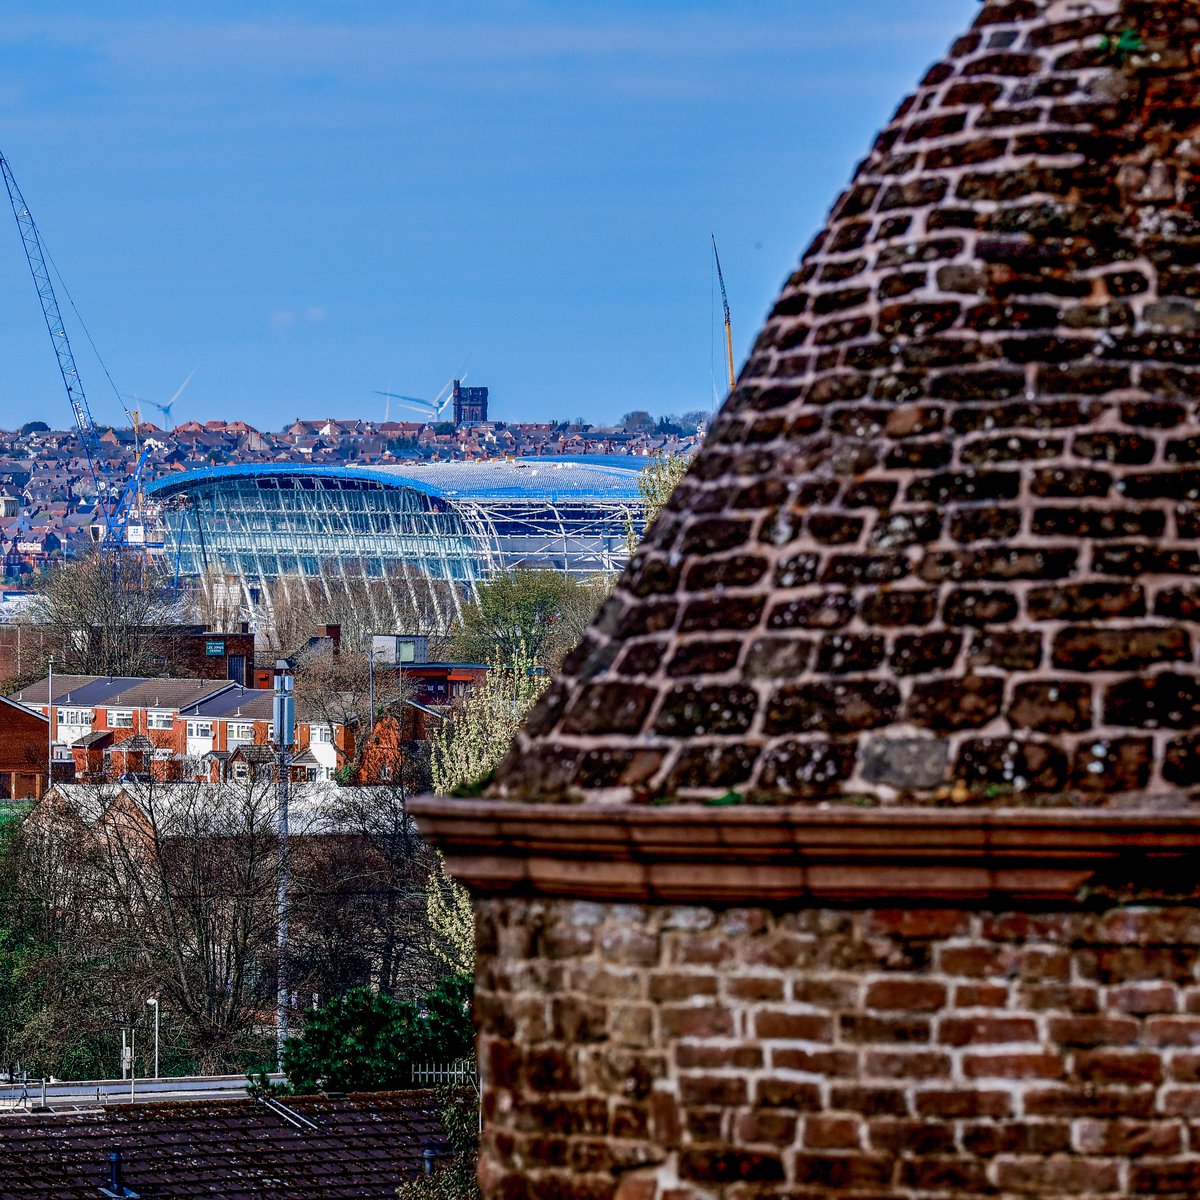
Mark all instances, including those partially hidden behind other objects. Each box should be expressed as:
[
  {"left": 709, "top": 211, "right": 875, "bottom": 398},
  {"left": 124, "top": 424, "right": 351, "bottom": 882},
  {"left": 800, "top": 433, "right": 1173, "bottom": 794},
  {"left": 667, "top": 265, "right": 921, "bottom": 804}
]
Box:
[
  {"left": 146, "top": 997, "right": 159, "bottom": 1079},
  {"left": 273, "top": 661, "right": 295, "bottom": 1073}
]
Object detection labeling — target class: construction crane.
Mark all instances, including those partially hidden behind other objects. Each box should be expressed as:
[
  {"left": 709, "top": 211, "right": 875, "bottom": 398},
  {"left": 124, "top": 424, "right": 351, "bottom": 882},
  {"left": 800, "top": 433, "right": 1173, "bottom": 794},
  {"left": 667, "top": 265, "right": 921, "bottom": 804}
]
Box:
[
  {"left": 711, "top": 233, "right": 736, "bottom": 394},
  {"left": 0, "top": 151, "right": 148, "bottom": 546}
]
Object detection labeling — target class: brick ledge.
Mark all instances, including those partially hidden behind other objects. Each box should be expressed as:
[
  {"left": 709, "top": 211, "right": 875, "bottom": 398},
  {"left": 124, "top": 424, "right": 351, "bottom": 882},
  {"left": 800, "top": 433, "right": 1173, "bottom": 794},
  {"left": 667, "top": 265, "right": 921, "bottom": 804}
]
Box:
[{"left": 409, "top": 798, "right": 1200, "bottom": 904}]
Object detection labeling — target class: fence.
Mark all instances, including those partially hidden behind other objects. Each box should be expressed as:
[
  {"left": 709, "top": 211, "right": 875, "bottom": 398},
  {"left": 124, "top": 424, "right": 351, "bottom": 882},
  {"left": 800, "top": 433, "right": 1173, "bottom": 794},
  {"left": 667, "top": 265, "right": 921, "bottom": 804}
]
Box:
[{"left": 409, "top": 1059, "right": 477, "bottom": 1088}]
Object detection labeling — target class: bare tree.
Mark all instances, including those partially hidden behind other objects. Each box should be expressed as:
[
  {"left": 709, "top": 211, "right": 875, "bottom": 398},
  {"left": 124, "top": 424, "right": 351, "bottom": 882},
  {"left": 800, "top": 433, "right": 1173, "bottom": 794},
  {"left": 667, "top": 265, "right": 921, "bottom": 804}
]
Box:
[
  {"left": 2, "top": 792, "right": 122, "bottom": 1078},
  {"left": 88, "top": 777, "right": 283, "bottom": 1072},
  {"left": 30, "top": 551, "right": 181, "bottom": 677},
  {"left": 4, "top": 775, "right": 466, "bottom": 1077},
  {"left": 294, "top": 651, "right": 408, "bottom": 782},
  {"left": 294, "top": 780, "right": 447, "bottom": 1003},
  {"left": 192, "top": 567, "right": 245, "bottom": 632}
]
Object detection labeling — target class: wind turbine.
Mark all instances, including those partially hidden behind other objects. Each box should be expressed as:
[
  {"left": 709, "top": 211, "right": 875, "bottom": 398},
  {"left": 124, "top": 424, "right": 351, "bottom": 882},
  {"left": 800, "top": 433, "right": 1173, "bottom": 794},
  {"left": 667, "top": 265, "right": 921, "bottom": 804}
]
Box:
[
  {"left": 140, "top": 365, "right": 200, "bottom": 431},
  {"left": 374, "top": 375, "right": 464, "bottom": 424}
]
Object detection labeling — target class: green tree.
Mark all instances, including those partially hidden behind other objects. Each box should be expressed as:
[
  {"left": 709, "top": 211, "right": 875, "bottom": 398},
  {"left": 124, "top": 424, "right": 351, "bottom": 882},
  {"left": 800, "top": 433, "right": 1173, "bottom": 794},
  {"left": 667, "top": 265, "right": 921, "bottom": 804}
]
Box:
[
  {"left": 429, "top": 645, "right": 549, "bottom": 796},
  {"left": 282, "top": 974, "right": 473, "bottom": 1093},
  {"left": 632, "top": 448, "right": 694, "bottom": 544},
  {"left": 395, "top": 1083, "right": 481, "bottom": 1199},
  {"left": 448, "top": 569, "right": 610, "bottom": 673}
]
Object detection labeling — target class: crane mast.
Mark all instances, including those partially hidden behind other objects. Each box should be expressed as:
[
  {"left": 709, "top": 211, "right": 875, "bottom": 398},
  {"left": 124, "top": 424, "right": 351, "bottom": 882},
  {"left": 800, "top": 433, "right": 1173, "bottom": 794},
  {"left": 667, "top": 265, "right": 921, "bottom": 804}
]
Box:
[
  {"left": 0, "top": 152, "right": 145, "bottom": 546},
  {"left": 711, "top": 233, "right": 736, "bottom": 394}
]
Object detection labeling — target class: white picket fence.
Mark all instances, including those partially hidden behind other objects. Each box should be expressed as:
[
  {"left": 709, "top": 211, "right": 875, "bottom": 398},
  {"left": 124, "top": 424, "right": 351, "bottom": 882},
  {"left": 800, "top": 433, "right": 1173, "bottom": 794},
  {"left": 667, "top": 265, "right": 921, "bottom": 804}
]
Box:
[{"left": 409, "top": 1059, "right": 477, "bottom": 1087}]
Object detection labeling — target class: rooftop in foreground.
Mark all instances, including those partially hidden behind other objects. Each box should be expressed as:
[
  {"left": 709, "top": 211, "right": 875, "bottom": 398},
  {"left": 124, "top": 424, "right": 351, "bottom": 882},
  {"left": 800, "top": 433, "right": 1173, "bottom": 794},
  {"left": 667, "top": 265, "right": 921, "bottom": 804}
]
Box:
[{"left": 0, "top": 1091, "right": 447, "bottom": 1199}]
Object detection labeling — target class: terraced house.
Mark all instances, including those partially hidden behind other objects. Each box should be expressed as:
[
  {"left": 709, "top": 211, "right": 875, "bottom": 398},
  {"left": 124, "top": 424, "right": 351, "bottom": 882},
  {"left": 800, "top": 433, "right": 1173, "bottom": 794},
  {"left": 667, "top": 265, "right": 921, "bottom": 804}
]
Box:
[{"left": 8, "top": 674, "right": 349, "bottom": 783}]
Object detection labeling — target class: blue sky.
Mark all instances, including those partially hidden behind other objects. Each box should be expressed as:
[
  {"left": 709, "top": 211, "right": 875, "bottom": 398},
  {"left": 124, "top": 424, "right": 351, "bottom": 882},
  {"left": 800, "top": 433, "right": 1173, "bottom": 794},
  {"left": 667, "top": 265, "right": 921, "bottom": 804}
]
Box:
[{"left": 0, "top": 2, "right": 970, "bottom": 432}]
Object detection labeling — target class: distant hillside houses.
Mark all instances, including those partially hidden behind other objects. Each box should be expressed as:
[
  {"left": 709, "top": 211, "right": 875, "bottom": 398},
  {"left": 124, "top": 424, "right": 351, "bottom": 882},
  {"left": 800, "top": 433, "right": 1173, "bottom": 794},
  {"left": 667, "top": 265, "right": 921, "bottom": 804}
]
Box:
[{"left": 0, "top": 410, "right": 705, "bottom": 568}]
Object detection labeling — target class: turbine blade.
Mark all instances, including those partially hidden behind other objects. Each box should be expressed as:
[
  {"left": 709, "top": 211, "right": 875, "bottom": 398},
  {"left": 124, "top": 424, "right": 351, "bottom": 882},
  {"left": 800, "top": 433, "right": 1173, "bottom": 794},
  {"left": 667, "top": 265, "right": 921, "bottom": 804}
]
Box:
[{"left": 167, "top": 364, "right": 201, "bottom": 408}]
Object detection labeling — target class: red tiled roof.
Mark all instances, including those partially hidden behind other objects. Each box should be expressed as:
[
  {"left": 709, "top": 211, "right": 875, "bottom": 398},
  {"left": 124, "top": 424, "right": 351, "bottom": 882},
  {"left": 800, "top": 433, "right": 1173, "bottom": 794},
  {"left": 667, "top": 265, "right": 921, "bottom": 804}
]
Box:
[{"left": 0, "top": 1091, "right": 448, "bottom": 1198}]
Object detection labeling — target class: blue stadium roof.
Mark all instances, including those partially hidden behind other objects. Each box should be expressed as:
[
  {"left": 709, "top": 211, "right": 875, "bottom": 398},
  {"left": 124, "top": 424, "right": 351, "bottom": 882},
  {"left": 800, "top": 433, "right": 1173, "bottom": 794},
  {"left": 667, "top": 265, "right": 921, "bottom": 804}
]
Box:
[{"left": 146, "top": 459, "right": 643, "bottom": 503}]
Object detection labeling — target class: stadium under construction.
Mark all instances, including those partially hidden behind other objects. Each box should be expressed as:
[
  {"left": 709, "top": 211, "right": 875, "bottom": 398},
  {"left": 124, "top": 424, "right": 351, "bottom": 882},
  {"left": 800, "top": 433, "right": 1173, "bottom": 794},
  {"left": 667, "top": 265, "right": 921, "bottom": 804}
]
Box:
[{"left": 146, "top": 459, "right": 644, "bottom": 617}]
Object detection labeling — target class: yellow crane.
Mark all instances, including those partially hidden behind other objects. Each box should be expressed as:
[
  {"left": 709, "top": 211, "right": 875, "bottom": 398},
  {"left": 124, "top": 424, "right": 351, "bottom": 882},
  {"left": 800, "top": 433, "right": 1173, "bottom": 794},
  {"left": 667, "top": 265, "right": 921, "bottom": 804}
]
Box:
[{"left": 711, "top": 233, "right": 735, "bottom": 394}]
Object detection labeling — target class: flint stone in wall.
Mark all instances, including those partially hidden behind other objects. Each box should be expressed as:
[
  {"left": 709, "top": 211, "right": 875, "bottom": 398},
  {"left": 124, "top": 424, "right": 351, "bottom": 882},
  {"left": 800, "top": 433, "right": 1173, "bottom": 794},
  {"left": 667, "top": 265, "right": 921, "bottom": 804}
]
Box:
[{"left": 859, "top": 736, "right": 949, "bottom": 790}]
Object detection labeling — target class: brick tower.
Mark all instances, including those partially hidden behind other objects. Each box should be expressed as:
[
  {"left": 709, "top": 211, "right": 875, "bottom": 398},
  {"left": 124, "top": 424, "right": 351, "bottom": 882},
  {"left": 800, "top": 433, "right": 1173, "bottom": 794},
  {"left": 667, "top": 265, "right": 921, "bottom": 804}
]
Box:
[{"left": 414, "top": 3, "right": 1200, "bottom": 1196}]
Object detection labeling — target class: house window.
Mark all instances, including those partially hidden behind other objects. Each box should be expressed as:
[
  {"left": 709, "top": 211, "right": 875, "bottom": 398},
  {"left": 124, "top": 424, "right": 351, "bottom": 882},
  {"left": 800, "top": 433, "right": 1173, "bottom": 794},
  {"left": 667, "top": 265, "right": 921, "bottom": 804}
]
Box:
[
  {"left": 57, "top": 708, "right": 93, "bottom": 726},
  {"left": 312, "top": 726, "right": 334, "bottom": 744},
  {"left": 186, "top": 721, "right": 213, "bottom": 739},
  {"left": 147, "top": 711, "right": 173, "bottom": 730},
  {"left": 228, "top": 723, "right": 254, "bottom": 742},
  {"left": 110, "top": 710, "right": 134, "bottom": 729}
]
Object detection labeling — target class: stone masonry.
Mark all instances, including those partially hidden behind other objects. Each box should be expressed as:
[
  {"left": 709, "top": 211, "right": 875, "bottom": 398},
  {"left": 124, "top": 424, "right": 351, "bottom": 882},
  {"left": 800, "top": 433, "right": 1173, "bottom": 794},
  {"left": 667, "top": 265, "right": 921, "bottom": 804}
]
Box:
[
  {"left": 410, "top": 2, "right": 1200, "bottom": 1196},
  {"left": 492, "top": 0, "right": 1200, "bottom": 808},
  {"left": 478, "top": 898, "right": 1200, "bottom": 1199}
]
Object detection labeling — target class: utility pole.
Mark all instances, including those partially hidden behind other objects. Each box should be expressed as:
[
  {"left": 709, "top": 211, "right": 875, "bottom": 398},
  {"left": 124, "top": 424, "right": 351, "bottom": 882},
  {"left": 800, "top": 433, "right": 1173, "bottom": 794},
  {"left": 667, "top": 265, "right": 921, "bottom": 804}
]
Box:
[
  {"left": 45, "top": 656, "right": 54, "bottom": 797},
  {"left": 368, "top": 643, "right": 375, "bottom": 769},
  {"left": 273, "top": 660, "right": 295, "bottom": 1072}
]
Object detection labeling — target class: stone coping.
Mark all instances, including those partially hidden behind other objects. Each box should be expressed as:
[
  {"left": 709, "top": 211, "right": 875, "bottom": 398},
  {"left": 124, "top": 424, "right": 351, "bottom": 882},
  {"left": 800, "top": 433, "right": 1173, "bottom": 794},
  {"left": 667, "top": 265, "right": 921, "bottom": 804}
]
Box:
[{"left": 409, "top": 797, "right": 1200, "bottom": 905}]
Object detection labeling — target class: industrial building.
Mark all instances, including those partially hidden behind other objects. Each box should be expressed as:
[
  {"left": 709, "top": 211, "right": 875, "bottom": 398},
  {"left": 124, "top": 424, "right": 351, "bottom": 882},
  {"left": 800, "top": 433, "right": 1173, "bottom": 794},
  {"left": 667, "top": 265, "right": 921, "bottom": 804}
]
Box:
[{"left": 146, "top": 458, "right": 643, "bottom": 606}]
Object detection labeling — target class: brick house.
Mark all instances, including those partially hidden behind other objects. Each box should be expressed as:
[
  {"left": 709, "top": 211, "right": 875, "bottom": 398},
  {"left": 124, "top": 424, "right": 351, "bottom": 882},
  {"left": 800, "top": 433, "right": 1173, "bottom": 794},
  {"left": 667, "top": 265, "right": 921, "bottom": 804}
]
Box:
[
  {"left": 9, "top": 674, "right": 350, "bottom": 783},
  {"left": 414, "top": 4, "right": 1200, "bottom": 1197},
  {"left": 0, "top": 693, "right": 49, "bottom": 798}
]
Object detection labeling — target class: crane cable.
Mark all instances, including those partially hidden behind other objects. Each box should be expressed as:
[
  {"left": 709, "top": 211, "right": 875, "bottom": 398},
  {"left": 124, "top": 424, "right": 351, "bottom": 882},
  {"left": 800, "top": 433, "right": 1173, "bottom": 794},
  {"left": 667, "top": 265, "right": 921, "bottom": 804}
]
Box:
[{"left": 40, "top": 237, "right": 128, "bottom": 430}]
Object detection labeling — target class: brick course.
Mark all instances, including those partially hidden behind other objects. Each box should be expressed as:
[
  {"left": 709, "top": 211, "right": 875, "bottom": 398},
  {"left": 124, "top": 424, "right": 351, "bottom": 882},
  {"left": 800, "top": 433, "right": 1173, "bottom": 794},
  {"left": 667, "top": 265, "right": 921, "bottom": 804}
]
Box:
[{"left": 478, "top": 897, "right": 1200, "bottom": 1199}]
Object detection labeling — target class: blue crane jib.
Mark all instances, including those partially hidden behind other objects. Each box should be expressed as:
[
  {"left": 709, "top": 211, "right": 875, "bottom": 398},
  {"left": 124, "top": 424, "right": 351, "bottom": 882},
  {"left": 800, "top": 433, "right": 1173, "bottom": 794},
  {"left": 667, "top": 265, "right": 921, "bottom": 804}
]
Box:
[{"left": 0, "top": 151, "right": 147, "bottom": 548}]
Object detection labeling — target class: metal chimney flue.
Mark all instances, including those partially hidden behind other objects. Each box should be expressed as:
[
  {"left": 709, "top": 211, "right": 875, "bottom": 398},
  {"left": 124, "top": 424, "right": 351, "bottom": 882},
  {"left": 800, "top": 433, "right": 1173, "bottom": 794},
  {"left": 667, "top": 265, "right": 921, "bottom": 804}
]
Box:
[{"left": 100, "top": 1146, "right": 140, "bottom": 1199}]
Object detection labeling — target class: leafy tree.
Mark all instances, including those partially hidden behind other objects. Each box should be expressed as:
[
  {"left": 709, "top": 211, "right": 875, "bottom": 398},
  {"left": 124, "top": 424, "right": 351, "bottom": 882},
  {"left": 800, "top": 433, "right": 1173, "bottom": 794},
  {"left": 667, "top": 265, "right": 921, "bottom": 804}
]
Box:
[
  {"left": 448, "top": 568, "right": 610, "bottom": 672},
  {"left": 626, "top": 449, "right": 695, "bottom": 552},
  {"left": 621, "top": 409, "right": 654, "bottom": 433},
  {"left": 19, "top": 421, "right": 49, "bottom": 434},
  {"left": 284, "top": 988, "right": 419, "bottom": 1092},
  {"left": 396, "top": 1083, "right": 481, "bottom": 1199},
  {"left": 282, "top": 974, "right": 473, "bottom": 1093},
  {"left": 429, "top": 645, "right": 549, "bottom": 795},
  {"left": 427, "top": 857, "right": 474, "bottom": 976}
]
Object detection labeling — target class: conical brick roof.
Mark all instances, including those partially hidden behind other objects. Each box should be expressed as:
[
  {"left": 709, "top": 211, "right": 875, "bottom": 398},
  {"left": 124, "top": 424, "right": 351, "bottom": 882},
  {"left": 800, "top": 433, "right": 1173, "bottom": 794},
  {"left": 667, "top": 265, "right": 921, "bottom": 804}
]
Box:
[{"left": 492, "top": 0, "right": 1200, "bottom": 806}]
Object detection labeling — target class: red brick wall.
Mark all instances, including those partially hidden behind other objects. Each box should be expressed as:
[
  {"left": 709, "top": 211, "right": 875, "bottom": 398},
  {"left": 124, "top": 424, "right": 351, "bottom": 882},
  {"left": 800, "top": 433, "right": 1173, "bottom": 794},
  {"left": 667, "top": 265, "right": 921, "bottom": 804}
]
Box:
[
  {"left": 477, "top": 896, "right": 1200, "bottom": 1199},
  {"left": 0, "top": 702, "right": 47, "bottom": 797}
]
